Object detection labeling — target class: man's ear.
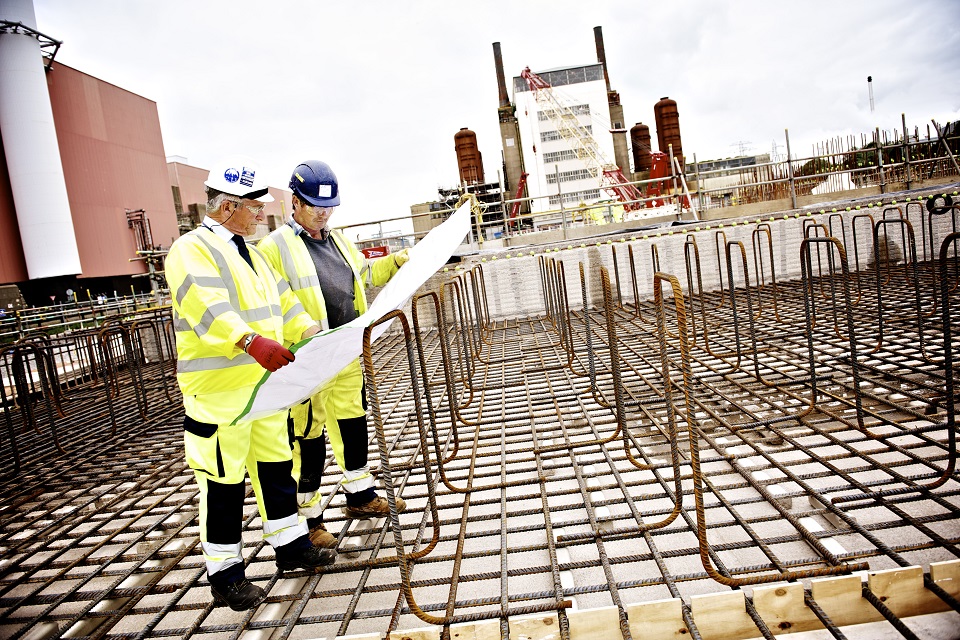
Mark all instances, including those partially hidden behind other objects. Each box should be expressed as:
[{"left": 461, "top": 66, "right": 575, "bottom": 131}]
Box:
[{"left": 209, "top": 198, "right": 234, "bottom": 224}]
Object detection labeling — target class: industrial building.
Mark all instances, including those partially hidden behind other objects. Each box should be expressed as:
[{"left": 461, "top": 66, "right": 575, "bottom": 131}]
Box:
[
  {"left": 494, "top": 31, "right": 634, "bottom": 225},
  {"left": 0, "top": 59, "right": 290, "bottom": 306},
  {"left": 0, "top": 0, "right": 293, "bottom": 307},
  {"left": 513, "top": 62, "right": 617, "bottom": 212},
  {"left": 410, "top": 28, "right": 690, "bottom": 245},
  {"left": 0, "top": 51, "right": 180, "bottom": 304},
  {"left": 2, "top": 3, "right": 960, "bottom": 639}
]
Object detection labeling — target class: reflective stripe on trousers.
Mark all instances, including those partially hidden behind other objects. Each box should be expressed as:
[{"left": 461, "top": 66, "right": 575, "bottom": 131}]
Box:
[
  {"left": 297, "top": 490, "right": 324, "bottom": 520},
  {"left": 340, "top": 466, "right": 373, "bottom": 494},
  {"left": 287, "top": 358, "right": 373, "bottom": 494},
  {"left": 184, "top": 398, "right": 308, "bottom": 576}
]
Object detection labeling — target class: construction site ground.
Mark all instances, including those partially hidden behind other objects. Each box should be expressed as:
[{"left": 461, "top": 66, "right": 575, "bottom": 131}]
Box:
[{"left": 1, "top": 184, "right": 960, "bottom": 640}]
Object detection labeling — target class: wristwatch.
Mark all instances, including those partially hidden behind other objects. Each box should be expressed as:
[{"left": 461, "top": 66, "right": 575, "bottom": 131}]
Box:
[{"left": 243, "top": 333, "right": 257, "bottom": 353}]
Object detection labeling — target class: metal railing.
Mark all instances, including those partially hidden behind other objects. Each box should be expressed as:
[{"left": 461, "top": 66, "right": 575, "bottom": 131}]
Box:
[
  {"left": 340, "top": 120, "right": 960, "bottom": 246},
  {"left": 0, "top": 292, "right": 170, "bottom": 343}
]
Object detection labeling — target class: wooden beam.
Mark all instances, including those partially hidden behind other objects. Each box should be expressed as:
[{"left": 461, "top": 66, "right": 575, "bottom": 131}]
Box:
[
  {"left": 447, "top": 620, "right": 501, "bottom": 640},
  {"left": 810, "top": 574, "right": 877, "bottom": 626},
  {"left": 507, "top": 613, "right": 561, "bottom": 640},
  {"left": 387, "top": 627, "right": 438, "bottom": 640},
  {"left": 381, "top": 561, "right": 960, "bottom": 640},
  {"left": 868, "top": 565, "right": 945, "bottom": 618},
  {"left": 753, "top": 582, "right": 823, "bottom": 634},
  {"left": 626, "top": 598, "right": 687, "bottom": 639},
  {"left": 690, "top": 590, "right": 755, "bottom": 639},
  {"left": 568, "top": 605, "right": 622, "bottom": 640}
]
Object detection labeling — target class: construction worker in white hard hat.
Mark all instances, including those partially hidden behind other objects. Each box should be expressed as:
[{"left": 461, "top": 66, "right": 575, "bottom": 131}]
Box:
[
  {"left": 258, "top": 159, "right": 409, "bottom": 549},
  {"left": 165, "top": 156, "right": 334, "bottom": 612}
]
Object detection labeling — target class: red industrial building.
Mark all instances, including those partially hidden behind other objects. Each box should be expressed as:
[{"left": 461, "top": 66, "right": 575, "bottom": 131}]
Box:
[
  {"left": 0, "top": 0, "right": 296, "bottom": 307},
  {"left": 0, "top": 60, "right": 291, "bottom": 307},
  {"left": 0, "top": 59, "right": 178, "bottom": 305}
]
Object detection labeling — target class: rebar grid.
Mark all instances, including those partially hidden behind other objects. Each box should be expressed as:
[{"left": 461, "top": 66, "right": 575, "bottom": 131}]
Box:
[{"left": 0, "top": 212, "right": 959, "bottom": 639}]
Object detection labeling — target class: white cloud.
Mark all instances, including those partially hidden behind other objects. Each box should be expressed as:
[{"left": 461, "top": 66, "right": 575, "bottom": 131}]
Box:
[{"left": 33, "top": 0, "right": 960, "bottom": 228}]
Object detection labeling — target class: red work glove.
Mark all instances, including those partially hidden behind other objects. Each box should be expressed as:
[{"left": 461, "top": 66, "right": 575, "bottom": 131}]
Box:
[{"left": 246, "top": 335, "right": 295, "bottom": 372}]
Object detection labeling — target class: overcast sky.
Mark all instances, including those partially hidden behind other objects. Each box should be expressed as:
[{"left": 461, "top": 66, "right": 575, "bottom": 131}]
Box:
[{"left": 32, "top": 0, "right": 960, "bottom": 232}]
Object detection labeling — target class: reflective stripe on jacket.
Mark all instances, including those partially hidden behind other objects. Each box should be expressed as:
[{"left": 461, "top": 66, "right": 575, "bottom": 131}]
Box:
[
  {"left": 165, "top": 227, "right": 315, "bottom": 396},
  {"left": 257, "top": 223, "right": 399, "bottom": 331}
]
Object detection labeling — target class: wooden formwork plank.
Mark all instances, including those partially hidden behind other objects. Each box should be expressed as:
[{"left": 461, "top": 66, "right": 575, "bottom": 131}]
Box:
[
  {"left": 689, "top": 591, "right": 756, "bottom": 639},
  {"left": 867, "top": 564, "right": 956, "bottom": 619},
  {"left": 447, "top": 620, "right": 501, "bottom": 639},
  {"left": 338, "top": 633, "right": 384, "bottom": 640},
  {"left": 752, "top": 582, "right": 823, "bottom": 634},
  {"left": 626, "top": 598, "right": 687, "bottom": 639},
  {"left": 567, "top": 604, "right": 622, "bottom": 640},
  {"left": 385, "top": 561, "right": 960, "bottom": 640},
  {"left": 931, "top": 559, "right": 960, "bottom": 589},
  {"left": 868, "top": 565, "right": 925, "bottom": 616},
  {"left": 810, "top": 574, "right": 877, "bottom": 627},
  {"left": 387, "top": 627, "right": 438, "bottom": 640},
  {"left": 507, "top": 613, "right": 561, "bottom": 639}
]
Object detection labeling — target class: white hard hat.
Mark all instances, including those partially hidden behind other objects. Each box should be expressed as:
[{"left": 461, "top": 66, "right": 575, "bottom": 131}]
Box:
[{"left": 204, "top": 156, "right": 275, "bottom": 202}]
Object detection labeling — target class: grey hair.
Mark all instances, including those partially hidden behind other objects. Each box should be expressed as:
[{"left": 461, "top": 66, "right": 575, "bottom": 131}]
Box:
[{"left": 205, "top": 187, "right": 239, "bottom": 214}]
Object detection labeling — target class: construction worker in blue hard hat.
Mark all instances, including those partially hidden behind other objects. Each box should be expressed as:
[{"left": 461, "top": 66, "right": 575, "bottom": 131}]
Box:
[
  {"left": 258, "top": 159, "right": 409, "bottom": 549},
  {"left": 165, "top": 156, "right": 334, "bottom": 612}
]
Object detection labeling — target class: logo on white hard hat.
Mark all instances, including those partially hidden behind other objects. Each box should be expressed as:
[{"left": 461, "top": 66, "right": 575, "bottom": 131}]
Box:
[
  {"left": 240, "top": 168, "right": 256, "bottom": 188},
  {"left": 224, "top": 168, "right": 240, "bottom": 183}
]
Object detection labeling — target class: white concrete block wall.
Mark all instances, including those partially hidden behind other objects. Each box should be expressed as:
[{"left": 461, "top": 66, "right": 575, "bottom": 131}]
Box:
[
  {"left": 368, "top": 191, "right": 959, "bottom": 327},
  {"left": 435, "top": 205, "right": 956, "bottom": 323}
]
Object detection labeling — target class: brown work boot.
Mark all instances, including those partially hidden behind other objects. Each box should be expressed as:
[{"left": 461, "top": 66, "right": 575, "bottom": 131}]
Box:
[
  {"left": 308, "top": 522, "right": 338, "bottom": 549},
  {"left": 342, "top": 495, "right": 407, "bottom": 519}
]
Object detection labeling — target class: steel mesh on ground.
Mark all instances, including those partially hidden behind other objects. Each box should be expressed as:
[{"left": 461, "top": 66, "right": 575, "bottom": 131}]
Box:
[{"left": 0, "top": 208, "right": 959, "bottom": 640}]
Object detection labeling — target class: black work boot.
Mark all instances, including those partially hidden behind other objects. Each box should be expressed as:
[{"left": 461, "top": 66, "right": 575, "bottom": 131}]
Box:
[
  {"left": 275, "top": 537, "right": 337, "bottom": 572},
  {"left": 210, "top": 578, "right": 267, "bottom": 611}
]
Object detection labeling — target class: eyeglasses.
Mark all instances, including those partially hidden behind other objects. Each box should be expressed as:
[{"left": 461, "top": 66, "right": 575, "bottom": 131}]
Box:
[
  {"left": 232, "top": 201, "right": 265, "bottom": 215},
  {"left": 309, "top": 205, "right": 337, "bottom": 216},
  {"left": 305, "top": 204, "right": 336, "bottom": 215}
]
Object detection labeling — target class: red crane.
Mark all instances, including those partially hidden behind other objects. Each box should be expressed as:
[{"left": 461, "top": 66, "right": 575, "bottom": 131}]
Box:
[
  {"left": 508, "top": 172, "right": 529, "bottom": 230},
  {"left": 519, "top": 67, "right": 644, "bottom": 212}
]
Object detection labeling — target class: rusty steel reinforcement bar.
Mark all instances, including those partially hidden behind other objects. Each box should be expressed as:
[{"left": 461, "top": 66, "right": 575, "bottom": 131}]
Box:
[
  {"left": 361, "top": 309, "right": 572, "bottom": 632},
  {"left": 0, "top": 312, "right": 177, "bottom": 480},
  {"left": 831, "top": 231, "right": 960, "bottom": 504},
  {"left": 648, "top": 270, "right": 869, "bottom": 587},
  {"left": 1, "top": 207, "right": 959, "bottom": 638}
]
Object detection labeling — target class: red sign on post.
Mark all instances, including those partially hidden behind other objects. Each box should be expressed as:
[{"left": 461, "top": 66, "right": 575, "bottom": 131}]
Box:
[{"left": 361, "top": 246, "right": 389, "bottom": 259}]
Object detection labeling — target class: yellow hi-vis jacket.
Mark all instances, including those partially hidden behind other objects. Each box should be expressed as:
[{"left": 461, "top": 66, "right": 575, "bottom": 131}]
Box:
[
  {"left": 257, "top": 223, "right": 400, "bottom": 331},
  {"left": 165, "top": 228, "right": 316, "bottom": 397}
]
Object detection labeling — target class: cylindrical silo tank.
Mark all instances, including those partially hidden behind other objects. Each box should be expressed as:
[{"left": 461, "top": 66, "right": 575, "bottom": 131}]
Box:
[
  {"left": 454, "top": 128, "right": 484, "bottom": 186},
  {"left": 0, "top": 0, "right": 81, "bottom": 279},
  {"left": 653, "top": 97, "right": 683, "bottom": 166},
  {"left": 630, "top": 123, "right": 652, "bottom": 172}
]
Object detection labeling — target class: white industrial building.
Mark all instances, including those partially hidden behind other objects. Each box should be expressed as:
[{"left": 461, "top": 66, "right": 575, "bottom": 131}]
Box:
[{"left": 513, "top": 63, "right": 621, "bottom": 218}]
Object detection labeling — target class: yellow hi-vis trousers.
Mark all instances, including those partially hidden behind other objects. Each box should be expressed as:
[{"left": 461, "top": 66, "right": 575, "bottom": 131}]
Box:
[
  {"left": 184, "top": 389, "right": 307, "bottom": 577},
  {"left": 289, "top": 358, "right": 372, "bottom": 516}
]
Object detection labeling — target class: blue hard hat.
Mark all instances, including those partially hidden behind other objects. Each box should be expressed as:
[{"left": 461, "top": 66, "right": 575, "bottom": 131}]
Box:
[{"left": 289, "top": 160, "right": 340, "bottom": 207}]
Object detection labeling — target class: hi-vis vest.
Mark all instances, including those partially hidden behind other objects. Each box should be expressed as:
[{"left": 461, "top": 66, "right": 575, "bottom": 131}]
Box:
[
  {"left": 257, "top": 224, "right": 399, "bottom": 331},
  {"left": 165, "top": 228, "right": 315, "bottom": 396}
]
